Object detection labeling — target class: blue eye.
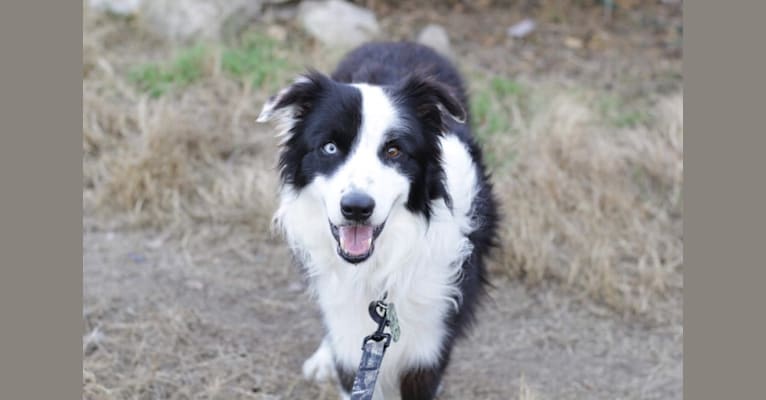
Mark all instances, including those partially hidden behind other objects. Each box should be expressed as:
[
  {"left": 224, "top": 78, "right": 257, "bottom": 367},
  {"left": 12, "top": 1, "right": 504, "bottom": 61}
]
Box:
[{"left": 322, "top": 142, "right": 338, "bottom": 155}]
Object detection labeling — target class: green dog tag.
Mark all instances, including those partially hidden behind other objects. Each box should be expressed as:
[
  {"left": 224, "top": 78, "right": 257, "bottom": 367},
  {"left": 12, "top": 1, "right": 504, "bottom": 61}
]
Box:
[{"left": 387, "top": 303, "right": 400, "bottom": 342}]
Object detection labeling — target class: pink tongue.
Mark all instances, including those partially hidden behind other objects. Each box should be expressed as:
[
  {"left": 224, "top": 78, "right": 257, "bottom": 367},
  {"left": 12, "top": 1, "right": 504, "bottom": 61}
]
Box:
[{"left": 339, "top": 225, "right": 374, "bottom": 256}]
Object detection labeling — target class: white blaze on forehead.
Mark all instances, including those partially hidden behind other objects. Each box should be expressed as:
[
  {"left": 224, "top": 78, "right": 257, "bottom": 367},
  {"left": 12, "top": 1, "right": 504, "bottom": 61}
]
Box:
[
  {"left": 318, "top": 83, "right": 410, "bottom": 225},
  {"left": 349, "top": 83, "right": 400, "bottom": 158}
]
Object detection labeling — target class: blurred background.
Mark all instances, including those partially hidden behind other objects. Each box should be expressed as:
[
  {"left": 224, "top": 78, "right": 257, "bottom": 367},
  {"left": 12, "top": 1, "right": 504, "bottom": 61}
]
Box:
[{"left": 83, "top": 1, "right": 683, "bottom": 399}]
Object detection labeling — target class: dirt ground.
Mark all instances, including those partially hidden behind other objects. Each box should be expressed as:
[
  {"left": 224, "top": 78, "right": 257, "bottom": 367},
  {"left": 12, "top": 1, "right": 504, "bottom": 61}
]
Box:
[
  {"left": 84, "top": 229, "right": 681, "bottom": 400},
  {"left": 83, "top": 2, "right": 682, "bottom": 399}
]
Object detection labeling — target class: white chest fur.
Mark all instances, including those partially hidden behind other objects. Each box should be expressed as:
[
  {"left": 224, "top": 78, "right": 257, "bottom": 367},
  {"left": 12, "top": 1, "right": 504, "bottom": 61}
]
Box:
[{"left": 317, "top": 205, "right": 470, "bottom": 396}]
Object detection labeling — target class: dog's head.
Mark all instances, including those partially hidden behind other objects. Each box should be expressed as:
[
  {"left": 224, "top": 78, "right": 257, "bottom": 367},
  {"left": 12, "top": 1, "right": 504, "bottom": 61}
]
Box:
[{"left": 258, "top": 71, "right": 465, "bottom": 265}]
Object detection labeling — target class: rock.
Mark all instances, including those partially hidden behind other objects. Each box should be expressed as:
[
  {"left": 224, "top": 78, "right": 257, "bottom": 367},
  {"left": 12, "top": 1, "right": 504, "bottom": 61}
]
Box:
[
  {"left": 127, "top": 252, "right": 147, "bottom": 264},
  {"left": 260, "top": 1, "right": 300, "bottom": 23},
  {"left": 507, "top": 18, "right": 536, "bottom": 39},
  {"left": 185, "top": 280, "right": 205, "bottom": 290},
  {"left": 88, "top": 0, "right": 143, "bottom": 16},
  {"left": 298, "top": 0, "right": 380, "bottom": 49},
  {"left": 564, "top": 36, "right": 584, "bottom": 49},
  {"left": 137, "top": 0, "right": 263, "bottom": 43},
  {"left": 266, "top": 24, "right": 288, "bottom": 42},
  {"left": 417, "top": 24, "right": 452, "bottom": 58}
]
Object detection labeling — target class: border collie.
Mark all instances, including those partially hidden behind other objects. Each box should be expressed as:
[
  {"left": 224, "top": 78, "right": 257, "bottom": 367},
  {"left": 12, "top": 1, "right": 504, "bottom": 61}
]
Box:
[{"left": 258, "top": 42, "right": 498, "bottom": 400}]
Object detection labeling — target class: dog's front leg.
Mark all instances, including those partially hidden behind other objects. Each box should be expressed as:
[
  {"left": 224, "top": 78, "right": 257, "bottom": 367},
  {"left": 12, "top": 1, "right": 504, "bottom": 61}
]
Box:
[{"left": 303, "top": 336, "right": 338, "bottom": 382}]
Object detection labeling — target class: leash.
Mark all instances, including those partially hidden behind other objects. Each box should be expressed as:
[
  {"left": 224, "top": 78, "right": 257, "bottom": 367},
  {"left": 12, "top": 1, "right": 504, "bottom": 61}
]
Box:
[{"left": 350, "top": 293, "right": 400, "bottom": 400}]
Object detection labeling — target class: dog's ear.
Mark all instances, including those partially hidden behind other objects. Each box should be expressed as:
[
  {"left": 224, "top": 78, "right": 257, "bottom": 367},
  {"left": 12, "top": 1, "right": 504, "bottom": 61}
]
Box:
[
  {"left": 396, "top": 74, "right": 467, "bottom": 128},
  {"left": 257, "top": 71, "right": 330, "bottom": 124}
]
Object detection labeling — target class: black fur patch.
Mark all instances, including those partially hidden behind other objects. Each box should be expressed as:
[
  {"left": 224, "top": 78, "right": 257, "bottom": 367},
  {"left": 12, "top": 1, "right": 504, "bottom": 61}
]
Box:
[
  {"left": 275, "top": 72, "right": 363, "bottom": 188},
  {"left": 336, "top": 365, "right": 355, "bottom": 396},
  {"left": 399, "top": 364, "right": 447, "bottom": 400}
]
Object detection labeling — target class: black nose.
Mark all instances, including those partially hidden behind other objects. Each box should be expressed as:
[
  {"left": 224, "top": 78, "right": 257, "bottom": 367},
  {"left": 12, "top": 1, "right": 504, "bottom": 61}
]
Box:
[{"left": 340, "top": 191, "right": 375, "bottom": 221}]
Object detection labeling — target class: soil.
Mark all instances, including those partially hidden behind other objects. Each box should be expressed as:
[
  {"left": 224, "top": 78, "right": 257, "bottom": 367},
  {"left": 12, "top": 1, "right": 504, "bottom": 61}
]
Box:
[{"left": 84, "top": 229, "right": 681, "bottom": 399}]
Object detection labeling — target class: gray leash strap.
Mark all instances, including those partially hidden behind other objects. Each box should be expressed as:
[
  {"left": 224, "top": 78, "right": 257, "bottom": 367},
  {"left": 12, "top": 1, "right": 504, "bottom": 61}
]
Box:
[
  {"left": 350, "top": 298, "right": 399, "bottom": 400},
  {"left": 350, "top": 337, "right": 389, "bottom": 400}
]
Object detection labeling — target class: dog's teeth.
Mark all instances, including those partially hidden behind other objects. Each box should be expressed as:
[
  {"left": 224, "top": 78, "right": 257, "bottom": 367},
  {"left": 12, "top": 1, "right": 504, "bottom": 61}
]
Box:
[{"left": 366, "top": 238, "right": 372, "bottom": 247}]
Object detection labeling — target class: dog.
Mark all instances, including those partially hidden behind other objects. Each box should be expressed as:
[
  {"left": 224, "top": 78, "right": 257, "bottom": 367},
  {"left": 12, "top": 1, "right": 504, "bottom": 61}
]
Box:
[{"left": 257, "top": 41, "right": 498, "bottom": 400}]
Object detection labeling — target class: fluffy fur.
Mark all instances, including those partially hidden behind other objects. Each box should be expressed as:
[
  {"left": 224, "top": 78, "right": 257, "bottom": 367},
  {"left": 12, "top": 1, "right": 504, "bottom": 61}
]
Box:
[{"left": 258, "top": 42, "right": 498, "bottom": 400}]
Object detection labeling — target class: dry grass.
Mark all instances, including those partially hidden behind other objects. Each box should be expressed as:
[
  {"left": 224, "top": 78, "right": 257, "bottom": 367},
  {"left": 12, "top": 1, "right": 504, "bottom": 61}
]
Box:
[
  {"left": 83, "top": 20, "right": 283, "bottom": 259},
  {"left": 82, "top": 305, "right": 319, "bottom": 400},
  {"left": 517, "top": 374, "right": 541, "bottom": 400},
  {"left": 488, "top": 89, "right": 683, "bottom": 322},
  {"left": 84, "top": 80, "right": 281, "bottom": 259},
  {"left": 84, "top": 79, "right": 278, "bottom": 223}
]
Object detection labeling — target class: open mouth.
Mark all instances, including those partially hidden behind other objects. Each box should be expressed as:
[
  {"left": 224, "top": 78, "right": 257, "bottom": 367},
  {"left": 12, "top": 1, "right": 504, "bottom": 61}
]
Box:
[{"left": 329, "top": 221, "right": 385, "bottom": 264}]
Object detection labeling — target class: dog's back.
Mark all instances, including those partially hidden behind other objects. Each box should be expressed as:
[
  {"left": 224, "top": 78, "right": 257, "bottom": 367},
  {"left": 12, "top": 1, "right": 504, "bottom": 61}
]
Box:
[{"left": 332, "top": 42, "right": 468, "bottom": 111}]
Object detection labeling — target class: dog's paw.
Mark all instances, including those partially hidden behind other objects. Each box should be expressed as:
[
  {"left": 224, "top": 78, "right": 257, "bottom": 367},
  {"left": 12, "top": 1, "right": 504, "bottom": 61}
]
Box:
[{"left": 302, "top": 342, "right": 337, "bottom": 382}]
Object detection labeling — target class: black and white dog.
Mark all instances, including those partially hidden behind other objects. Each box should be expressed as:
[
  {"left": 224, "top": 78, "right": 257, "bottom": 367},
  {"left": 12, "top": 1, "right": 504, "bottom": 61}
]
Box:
[{"left": 258, "top": 42, "right": 498, "bottom": 399}]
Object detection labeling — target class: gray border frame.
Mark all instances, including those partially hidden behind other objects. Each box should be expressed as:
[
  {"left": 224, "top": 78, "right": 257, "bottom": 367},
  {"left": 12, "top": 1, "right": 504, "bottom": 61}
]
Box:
[
  {"left": 0, "top": 1, "right": 82, "bottom": 398},
  {"left": 3, "top": 0, "right": 766, "bottom": 398},
  {"left": 685, "top": 1, "right": 766, "bottom": 399}
]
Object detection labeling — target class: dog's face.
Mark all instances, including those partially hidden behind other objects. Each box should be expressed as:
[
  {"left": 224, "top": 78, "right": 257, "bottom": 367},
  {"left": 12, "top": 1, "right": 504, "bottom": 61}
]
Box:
[{"left": 259, "top": 72, "right": 465, "bottom": 265}]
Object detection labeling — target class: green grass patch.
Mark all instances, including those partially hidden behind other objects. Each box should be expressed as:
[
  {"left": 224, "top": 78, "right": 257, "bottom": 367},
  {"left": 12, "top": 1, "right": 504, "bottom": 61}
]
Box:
[
  {"left": 221, "top": 33, "right": 288, "bottom": 90},
  {"left": 470, "top": 75, "right": 526, "bottom": 168},
  {"left": 129, "top": 33, "right": 292, "bottom": 97},
  {"left": 472, "top": 90, "right": 510, "bottom": 139},
  {"left": 471, "top": 76, "right": 525, "bottom": 139},
  {"left": 490, "top": 76, "right": 524, "bottom": 97},
  {"left": 129, "top": 45, "right": 208, "bottom": 98},
  {"left": 597, "top": 94, "right": 651, "bottom": 128}
]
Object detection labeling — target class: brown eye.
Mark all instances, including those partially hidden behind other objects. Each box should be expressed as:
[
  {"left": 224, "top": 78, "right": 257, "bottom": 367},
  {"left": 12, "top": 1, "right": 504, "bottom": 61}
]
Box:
[{"left": 385, "top": 145, "right": 401, "bottom": 159}]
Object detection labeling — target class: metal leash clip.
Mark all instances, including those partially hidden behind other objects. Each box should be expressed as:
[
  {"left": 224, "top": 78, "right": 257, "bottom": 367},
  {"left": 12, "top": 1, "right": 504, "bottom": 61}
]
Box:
[{"left": 362, "top": 300, "right": 392, "bottom": 349}]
